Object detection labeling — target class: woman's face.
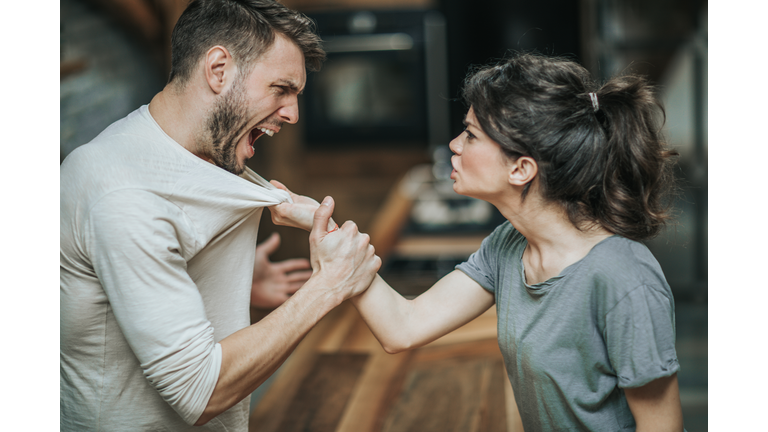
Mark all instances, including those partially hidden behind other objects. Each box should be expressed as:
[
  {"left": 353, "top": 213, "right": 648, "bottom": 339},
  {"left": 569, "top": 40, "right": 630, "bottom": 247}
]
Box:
[{"left": 449, "top": 107, "right": 512, "bottom": 201}]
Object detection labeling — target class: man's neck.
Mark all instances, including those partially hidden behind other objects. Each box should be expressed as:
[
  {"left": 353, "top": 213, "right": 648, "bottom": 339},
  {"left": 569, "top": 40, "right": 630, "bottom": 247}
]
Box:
[{"left": 148, "top": 83, "right": 209, "bottom": 159}]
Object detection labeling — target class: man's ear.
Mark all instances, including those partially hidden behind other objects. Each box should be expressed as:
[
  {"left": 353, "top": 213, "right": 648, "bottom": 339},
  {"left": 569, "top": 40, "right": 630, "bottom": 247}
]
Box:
[
  {"left": 508, "top": 156, "right": 538, "bottom": 187},
  {"left": 204, "top": 45, "right": 236, "bottom": 95}
]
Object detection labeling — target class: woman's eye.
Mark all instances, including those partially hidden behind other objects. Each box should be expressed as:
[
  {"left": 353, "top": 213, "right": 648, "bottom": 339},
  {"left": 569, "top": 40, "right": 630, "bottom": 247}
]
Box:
[{"left": 464, "top": 128, "right": 475, "bottom": 140}]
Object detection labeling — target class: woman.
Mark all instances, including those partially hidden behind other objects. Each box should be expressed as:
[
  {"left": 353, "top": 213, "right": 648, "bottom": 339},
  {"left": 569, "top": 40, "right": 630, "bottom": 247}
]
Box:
[{"left": 350, "top": 53, "right": 685, "bottom": 431}]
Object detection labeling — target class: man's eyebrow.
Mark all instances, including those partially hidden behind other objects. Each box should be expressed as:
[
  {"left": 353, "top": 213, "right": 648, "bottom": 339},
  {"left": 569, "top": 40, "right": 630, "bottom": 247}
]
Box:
[{"left": 276, "top": 79, "right": 302, "bottom": 93}]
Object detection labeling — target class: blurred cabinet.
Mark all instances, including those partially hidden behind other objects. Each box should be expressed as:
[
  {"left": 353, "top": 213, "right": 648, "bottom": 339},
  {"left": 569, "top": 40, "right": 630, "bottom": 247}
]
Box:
[{"left": 582, "top": 0, "right": 708, "bottom": 300}]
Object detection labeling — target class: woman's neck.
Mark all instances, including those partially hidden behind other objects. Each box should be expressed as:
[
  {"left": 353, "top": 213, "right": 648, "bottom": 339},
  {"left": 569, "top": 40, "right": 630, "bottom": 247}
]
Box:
[{"left": 496, "top": 196, "right": 612, "bottom": 286}]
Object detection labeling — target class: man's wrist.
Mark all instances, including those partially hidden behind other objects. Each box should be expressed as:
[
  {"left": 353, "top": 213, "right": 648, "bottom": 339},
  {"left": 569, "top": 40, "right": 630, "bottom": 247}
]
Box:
[{"left": 293, "top": 274, "right": 346, "bottom": 314}]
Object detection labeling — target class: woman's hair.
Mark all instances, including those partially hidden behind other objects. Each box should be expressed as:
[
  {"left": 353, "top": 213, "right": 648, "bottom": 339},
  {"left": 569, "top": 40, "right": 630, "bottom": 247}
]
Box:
[
  {"left": 168, "top": 0, "right": 325, "bottom": 86},
  {"left": 461, "top": 52, "right": 678, "bottom": 241}
]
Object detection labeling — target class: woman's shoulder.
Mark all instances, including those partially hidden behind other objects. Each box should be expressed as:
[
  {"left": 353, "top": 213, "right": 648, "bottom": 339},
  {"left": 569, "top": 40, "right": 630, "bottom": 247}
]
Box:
[
  {"left": 591, "top": 236, "right": 661, "bottom": 270},
  {"left": 586, "top": 236, "right": 673, "bottom": 300}
]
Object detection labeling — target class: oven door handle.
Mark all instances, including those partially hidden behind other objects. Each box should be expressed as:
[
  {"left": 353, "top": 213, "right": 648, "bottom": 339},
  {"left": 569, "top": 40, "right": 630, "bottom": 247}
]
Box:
[{"left": 322, "top": 33, "right": 414, "bottom": 53}]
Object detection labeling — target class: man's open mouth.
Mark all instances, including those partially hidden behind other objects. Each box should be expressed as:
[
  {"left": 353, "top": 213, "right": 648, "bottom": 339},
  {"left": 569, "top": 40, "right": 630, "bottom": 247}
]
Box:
[
  {"left": 248, "top": 127, "right": 277, "bottom": 148},
  {"left": 258, "top": 127, "right": 275, "bottom": 137},
  {"left": 248, "top": 128, "right": 263, "bottom": 148}
]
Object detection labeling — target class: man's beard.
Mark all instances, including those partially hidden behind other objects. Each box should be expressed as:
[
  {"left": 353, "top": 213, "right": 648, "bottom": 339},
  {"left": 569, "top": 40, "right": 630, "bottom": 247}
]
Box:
[{"left": 203, "top": 76, "right": 250, "bottom": 175}]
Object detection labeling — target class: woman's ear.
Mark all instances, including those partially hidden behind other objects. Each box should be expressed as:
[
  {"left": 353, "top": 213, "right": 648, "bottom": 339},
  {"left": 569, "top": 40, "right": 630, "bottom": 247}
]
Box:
[
  {"left": 508, "top": 156, "right": 538, "bottom": 187},
  {"left": 204, "top": 45, "right": 235, "bottom": 95}
]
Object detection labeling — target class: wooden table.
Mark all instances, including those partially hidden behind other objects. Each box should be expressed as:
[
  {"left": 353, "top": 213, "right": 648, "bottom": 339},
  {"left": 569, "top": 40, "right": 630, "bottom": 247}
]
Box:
[{"left": 249, "top": 302, "right": 524, "bottom": 432}]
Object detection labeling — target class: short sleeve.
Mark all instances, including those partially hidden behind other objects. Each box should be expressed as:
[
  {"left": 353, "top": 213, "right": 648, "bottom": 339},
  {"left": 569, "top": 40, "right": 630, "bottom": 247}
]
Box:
[
  {"left": 456, "top": 222, "right": 518, "bottom": 293},
  {"left": 86, "top": 189, "right": 220, "bottom": 425},
  {"left": 604, "top": 285, "right": 680, "bottom": 388}
]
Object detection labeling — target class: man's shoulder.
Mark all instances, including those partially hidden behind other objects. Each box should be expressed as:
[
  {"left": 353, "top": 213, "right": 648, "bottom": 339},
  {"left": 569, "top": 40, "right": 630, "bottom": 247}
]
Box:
[
  {"left": 62, "top": 105, "right": 168, "bottom": 162},
  {"left": 60, "top": 114, "right": 183, "bottom": 229},
  {"left": 61, "top": 105, "right": 188, "bottom": 192}
]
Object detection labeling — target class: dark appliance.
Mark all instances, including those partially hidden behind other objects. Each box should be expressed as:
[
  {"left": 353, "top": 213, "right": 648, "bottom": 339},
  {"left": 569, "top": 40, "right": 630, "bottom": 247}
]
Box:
[{"left": 302, "top": 9, "right": 450, "bottom": 149}]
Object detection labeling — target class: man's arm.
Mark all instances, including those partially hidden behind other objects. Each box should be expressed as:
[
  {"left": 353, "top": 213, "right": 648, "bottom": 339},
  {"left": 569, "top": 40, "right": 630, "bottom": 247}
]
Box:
[
  {"left": 625, "top": 374, "right": 685, "bottom": 432},
  {"left": 195, "top": 197, "right": 380, "bottom": 425}
]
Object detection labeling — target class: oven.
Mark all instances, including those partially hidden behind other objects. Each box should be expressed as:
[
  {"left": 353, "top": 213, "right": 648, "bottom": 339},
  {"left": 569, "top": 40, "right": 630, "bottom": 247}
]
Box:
[{"left": 302, "top": 9, "right": 450, "bottom": 149}]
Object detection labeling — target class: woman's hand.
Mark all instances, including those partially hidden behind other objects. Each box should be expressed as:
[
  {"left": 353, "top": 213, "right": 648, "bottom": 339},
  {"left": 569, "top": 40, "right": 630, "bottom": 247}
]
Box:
[{"left": 268, "top": 180, "right": 336, "bottom": 232}]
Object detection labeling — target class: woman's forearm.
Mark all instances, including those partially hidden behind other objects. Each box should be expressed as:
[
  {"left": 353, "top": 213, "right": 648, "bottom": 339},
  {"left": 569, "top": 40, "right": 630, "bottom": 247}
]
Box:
[
  {"left": 351, "top": 274, "right": 417, "bottom": 352},
  {"left": 352, "top": 270, "right": 495, "bottom": 353}
]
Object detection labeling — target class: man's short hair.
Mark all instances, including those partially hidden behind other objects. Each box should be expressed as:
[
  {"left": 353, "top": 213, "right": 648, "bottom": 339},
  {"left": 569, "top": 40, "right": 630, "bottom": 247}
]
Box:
[{"left": 168, "top": 0, "right": 325, "bottom": 86}]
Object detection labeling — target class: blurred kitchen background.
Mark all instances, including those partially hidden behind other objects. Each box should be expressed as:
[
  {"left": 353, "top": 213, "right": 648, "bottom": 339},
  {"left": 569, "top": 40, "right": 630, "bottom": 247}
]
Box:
[{"left": 60, "top": 0, "right": 707, "bottom": 429}]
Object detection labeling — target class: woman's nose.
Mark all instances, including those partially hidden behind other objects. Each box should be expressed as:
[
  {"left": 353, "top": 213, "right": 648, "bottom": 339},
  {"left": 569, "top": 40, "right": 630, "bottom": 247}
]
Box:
[{"left": 449, "top": 135, "right": 462, "bottom": 155}]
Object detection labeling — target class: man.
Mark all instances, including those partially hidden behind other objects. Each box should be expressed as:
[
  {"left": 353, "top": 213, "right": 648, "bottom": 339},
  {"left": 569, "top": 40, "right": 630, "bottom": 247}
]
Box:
[{"left": 59, "top": 0, "right": 381, "bottom": 430}]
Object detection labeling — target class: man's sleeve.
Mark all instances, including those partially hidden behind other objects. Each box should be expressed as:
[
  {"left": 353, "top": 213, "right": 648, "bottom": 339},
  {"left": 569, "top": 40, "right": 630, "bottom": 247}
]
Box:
[{"left": 85, "top": 189, "right": 220, "bottom": 425}]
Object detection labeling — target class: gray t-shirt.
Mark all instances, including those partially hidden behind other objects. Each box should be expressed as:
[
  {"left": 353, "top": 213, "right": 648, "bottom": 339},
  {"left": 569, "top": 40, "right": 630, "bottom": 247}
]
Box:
[{"left": 457, "top": 222, "right": 679, "bottom": 431}]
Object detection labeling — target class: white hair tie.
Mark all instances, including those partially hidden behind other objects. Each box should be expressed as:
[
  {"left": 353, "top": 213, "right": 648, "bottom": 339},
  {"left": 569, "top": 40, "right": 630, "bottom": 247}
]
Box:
[{"left": 589, "top": 92, "right": 599, "bottom": 112}]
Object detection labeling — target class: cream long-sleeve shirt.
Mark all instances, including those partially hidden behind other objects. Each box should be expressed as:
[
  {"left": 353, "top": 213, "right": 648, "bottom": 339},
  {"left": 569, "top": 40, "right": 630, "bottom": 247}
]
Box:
[{"left": 60, "top": 105, "right": 290, "bottom": 431}]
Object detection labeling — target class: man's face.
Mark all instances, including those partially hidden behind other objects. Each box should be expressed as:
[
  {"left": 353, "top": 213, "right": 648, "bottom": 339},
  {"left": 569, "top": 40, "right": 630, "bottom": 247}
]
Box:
[{"left": 203, "top": 34, "right": 306, "bottom": 175}]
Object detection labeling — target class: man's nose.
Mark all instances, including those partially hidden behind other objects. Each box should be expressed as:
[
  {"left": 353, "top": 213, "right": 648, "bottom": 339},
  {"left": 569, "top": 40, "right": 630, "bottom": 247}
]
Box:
[{"left": 278, "top": 98, "right": 299, "bottom": 124}]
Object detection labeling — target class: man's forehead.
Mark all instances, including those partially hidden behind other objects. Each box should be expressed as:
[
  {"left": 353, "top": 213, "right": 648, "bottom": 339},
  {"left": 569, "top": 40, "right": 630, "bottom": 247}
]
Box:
[
  {"left": 248, "top": 41, "right": 306, "bottom": 91},
  {"left": 261, "top": 35, "right": 305, "bottom": 75}
]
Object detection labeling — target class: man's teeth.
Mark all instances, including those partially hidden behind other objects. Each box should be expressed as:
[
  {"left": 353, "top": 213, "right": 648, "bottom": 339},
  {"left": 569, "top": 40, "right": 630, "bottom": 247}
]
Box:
[{"left": 258, "top": 128, "right": 274, "bottom": 137}]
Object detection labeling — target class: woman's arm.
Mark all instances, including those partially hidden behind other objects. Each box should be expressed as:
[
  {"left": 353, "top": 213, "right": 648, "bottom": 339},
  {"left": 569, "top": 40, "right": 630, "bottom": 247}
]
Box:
[
  {"left": 351, "top": 270, "right": 495, "bottom": 353},
  {"left": 267, "top": 180, "right": 336, "bottom": 231},
  {"left": 624, "top": 374, "right": 684, "bottom": 432}
]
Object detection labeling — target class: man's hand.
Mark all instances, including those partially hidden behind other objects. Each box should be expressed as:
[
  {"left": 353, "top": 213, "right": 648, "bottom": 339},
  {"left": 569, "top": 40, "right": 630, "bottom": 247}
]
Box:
[
  {"left": 307, "top": 197, "right": 381, "bottom": 302},
  {"left": 196, "top": 197, "right": 380, "bottom": 426},
  {"left": 268, "top": 180, "right": 335, "bottom": 232},
  {"left": 250, "top": 233, "right": 312, "bottom": 309}
]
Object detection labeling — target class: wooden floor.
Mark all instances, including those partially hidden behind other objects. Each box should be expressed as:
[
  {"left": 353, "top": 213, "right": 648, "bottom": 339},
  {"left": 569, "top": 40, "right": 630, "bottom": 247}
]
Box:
[{"left": 249, "top": 302, "right": 523, "bottom": 432}]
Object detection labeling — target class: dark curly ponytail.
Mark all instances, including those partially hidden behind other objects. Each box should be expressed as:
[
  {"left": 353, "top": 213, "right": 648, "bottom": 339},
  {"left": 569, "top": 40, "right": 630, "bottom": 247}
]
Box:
[{"left": 461, "top": 52, "right": 678, "bottom": 241}]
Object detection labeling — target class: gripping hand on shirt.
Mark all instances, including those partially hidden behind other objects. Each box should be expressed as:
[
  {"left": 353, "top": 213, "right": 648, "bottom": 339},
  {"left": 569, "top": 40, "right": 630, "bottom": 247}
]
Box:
[
  {"left": 308, "top": 196, "right": 381, "bottom": 303},
  {"left": 268, "top": 180, "right": 336, "bottom": 232},
  {"left": 250, "top": 232, "right": 312, "bottom": 309}
]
